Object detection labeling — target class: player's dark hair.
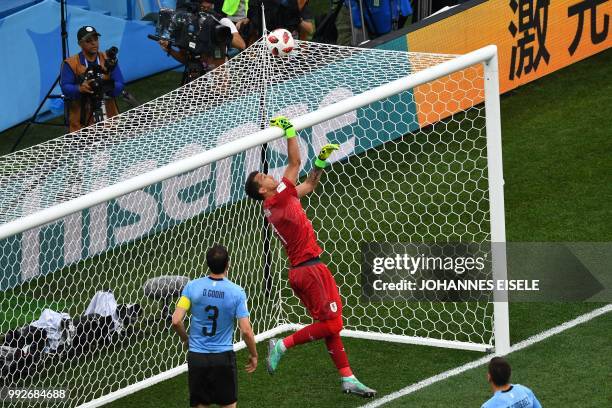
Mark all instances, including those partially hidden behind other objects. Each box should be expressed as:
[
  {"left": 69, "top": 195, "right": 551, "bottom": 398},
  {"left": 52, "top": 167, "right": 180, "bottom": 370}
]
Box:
[
  {"left": 488, "top": 357, "right": 511, "bottom": 386},
  {"left": 206, "top": 244, "right": 229, "bottom": 274},
  {"left": 245, "top": 171, "right": 264, "bottom": 201}
]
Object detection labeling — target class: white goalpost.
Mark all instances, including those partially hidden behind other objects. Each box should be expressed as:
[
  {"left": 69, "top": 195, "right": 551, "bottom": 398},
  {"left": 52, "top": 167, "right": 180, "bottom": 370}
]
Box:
[{"left": 0, "top": 40, "right": 508, "bottom": 407}]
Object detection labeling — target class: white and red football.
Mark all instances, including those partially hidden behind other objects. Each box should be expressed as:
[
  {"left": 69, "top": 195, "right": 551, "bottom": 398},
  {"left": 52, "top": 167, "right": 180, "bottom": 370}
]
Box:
[{"left": 266, "top": 28, "right": 295, "bottom": 57}]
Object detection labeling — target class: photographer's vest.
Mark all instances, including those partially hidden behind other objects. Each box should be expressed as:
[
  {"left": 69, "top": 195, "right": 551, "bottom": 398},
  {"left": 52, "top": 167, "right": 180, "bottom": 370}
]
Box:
[
  {"left": 222, "top": 0, "right": 248, "bottom": 17},
  {"left": 64, "top": 52, "right": 119, "bottom": 133}
]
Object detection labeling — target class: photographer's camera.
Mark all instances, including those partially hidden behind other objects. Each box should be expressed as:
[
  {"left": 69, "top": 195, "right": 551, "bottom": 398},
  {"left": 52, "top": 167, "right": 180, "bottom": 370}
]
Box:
[
  {"left": 59, "top": 25, "right": 125, "bottom": 132},
  {"left": 77, "top": 47, "right": 118, "bottom": 126},
  {"left": 149, "top": 0, "right": 235, "bottom": 84}
]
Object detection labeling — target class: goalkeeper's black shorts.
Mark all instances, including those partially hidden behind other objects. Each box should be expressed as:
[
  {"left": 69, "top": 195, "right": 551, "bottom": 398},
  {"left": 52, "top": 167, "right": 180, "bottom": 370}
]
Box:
[{"left": 187, "top": 350, "right": 237, "bottom": 406}]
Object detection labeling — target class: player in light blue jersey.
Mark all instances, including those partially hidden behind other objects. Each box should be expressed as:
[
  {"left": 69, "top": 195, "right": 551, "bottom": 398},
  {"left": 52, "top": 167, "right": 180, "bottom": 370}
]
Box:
[
  {"left": 172, "top": 245, "right": 258, "bottom": 408},
  {"left": 482, "top": 357, "right": 542, "bottom": 408}
]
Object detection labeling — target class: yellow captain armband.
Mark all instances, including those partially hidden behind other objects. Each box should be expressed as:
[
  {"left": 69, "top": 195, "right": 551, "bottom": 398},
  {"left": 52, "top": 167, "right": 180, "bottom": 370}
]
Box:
[{"left": 176, "top": 296, "right": 191, "bottom": 311}]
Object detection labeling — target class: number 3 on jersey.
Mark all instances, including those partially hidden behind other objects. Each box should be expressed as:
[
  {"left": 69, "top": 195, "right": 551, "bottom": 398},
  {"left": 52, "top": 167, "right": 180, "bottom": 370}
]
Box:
[{"left": 202, "top": 305, "right": 219, "bottom": 337}]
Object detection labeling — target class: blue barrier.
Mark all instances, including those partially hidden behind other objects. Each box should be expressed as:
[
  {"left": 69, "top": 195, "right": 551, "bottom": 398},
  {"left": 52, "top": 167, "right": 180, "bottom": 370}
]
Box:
[
  {"left": 0, "top": 1, "right": 43, "bottom": 18},
  {"left": 87, "top": 0, "right": 173, "bottom": 20},
  {"left": 0, "top": 0, "right": 180, "bottom": 132},
  {"left": 348, "top": 0, "right": 412, "bottom": 36}
]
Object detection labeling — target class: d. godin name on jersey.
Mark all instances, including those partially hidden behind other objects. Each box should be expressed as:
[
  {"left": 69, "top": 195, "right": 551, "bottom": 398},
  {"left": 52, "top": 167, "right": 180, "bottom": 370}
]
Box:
[{"left": 202, "top": 289, "right": 225, "bottom": 299}]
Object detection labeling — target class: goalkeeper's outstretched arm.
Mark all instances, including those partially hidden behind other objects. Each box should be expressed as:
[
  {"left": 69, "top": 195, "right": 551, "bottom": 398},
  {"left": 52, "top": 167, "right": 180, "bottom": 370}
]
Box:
[
  {"left": 268, "top": 117, "right": 339, "bottom": 196},
  {"left": 284, "top": 136, "right": 301, "bottom": 184},
  {"left": 296, "top": 143, "right": 339, "bottom": 198},
  {"left": 296, "top": 169, "right": 322, "bottom": 198},
  {"left": 269, "top": 116, "right": 301, "bottom": 183}
]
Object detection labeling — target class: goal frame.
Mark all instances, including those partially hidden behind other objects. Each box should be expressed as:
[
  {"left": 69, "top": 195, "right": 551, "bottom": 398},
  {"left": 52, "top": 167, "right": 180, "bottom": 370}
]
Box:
[{"left": 0, "top": 45, "right": 510, "bottom": 408}]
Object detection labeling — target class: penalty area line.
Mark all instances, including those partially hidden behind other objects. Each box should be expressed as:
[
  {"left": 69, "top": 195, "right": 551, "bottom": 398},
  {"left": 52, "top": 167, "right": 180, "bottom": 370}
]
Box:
[{"left": 359, "top": 304, "right": 612, "bottom": 408}]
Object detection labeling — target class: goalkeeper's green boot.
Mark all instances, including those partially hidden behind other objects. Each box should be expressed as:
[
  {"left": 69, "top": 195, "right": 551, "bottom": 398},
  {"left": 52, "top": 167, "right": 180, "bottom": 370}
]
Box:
[
  {"left": 341, "top": 377, "right": 377, "bottom": 398},
  {"left": 266, "top": 338, "right": 284, "bottom": 375}
]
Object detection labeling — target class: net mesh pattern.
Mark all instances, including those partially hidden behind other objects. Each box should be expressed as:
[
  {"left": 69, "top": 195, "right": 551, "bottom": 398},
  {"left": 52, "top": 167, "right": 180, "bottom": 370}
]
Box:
[
  {"left": 0, "top": 41, "right": 454, "bottom": 225},
  {"left": 0, "top": 39, "right": 494, "bottom": 407}
]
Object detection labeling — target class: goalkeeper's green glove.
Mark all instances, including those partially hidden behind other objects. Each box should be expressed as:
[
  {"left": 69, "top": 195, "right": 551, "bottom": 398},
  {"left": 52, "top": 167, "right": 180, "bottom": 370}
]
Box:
[
  {"left": 314, "top": 143, "right": 340, "bottom": 169},
  {"left": 270, "top": 116, "right": 296, "bottom": 138}
]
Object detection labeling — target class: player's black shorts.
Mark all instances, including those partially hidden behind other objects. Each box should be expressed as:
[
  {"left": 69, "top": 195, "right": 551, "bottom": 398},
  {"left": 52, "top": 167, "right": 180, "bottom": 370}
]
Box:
[{"left": 187, "top": 350, "right": 237, "bottom": 407}]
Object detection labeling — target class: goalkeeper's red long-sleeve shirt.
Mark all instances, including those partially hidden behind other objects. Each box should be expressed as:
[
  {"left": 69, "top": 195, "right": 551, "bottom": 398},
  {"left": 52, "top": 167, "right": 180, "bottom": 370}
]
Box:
[{"left": 263, "top": 177, "right": 323, "bottom": 267}]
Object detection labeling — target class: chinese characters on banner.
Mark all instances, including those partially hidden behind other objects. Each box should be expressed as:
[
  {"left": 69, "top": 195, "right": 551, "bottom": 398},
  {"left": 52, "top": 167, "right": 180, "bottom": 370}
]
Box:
[
  {"left": 568, "top": 0, "right": 610, "bottom": 55},
  {"left": 405, "top": 0, "right": 610, "bottom": 126},
  {"left": 508, "top": 0, "right": 551, "bottom": 80},
  {"left": 509, "top": 0, "right": 609, "bottom": 79}
]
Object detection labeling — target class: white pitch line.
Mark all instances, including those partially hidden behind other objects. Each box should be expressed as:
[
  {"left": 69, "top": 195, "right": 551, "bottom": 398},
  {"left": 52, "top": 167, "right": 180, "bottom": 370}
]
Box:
[{"left": 359, "top": 304, "right": 612, "bottom": 408}]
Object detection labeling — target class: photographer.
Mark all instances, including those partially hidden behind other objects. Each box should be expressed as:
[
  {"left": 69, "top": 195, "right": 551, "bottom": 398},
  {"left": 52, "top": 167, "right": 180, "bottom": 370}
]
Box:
[
  {"left": 158, "top": 0, "right": 246, "bottom": 84},
  {"left": 214, "top": 0, "right": 255, "bottom": 45},
  {"left": 248, "top": 0, "right": 315, "bottom": 40},
  {"left": 60, "top": 26, "right": 125, "bottom": 132}
]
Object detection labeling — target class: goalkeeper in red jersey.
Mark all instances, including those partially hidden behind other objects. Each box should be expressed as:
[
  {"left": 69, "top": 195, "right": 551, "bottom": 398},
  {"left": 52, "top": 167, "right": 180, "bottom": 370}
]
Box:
[{"left": 244, "top": 116, "right": 376, "bottom": 398}]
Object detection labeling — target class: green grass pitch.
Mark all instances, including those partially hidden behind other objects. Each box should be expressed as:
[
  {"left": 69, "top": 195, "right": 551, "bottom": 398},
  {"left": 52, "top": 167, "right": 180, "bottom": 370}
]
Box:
[
  {"left": 107, "top": 49, "right": 612, "bottom": 408},
  {"left": 0, "top": 47, "right": 609, "bottom": 407}
]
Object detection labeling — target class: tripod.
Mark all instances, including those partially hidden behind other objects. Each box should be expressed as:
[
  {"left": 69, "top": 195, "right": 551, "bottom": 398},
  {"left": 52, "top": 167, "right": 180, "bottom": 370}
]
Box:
[{"left": 11, "top": 0, "right": 69, "bottom": 153}]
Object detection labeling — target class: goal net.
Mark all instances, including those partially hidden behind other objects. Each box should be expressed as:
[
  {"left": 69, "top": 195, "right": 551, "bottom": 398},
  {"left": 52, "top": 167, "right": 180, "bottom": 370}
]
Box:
[{"left": 0, "top": 39, "right": 508, "bottom": 407}]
